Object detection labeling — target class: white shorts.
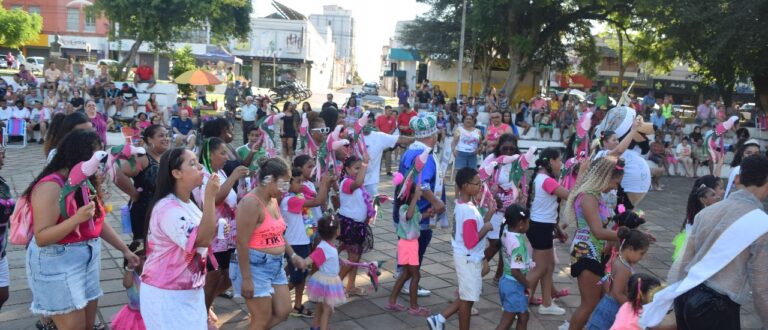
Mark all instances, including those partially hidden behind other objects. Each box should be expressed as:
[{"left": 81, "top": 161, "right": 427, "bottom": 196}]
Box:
[
  {"left": 454, "top": 253, "right": 482, "bottom": 302},
  {"left": 488, "top": 212, "right": 504, "bottom": 241},
  {"left": 0, "top": 256, "right": 8, "bottom": 287}
]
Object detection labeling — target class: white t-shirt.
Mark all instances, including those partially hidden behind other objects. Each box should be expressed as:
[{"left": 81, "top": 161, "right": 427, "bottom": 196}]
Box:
[
  {"left": 338, "top": 177, "right": 367, "bottom": 222},
  {"left": 0, "top": 107, "right": 10, "bottom": 121},
  {"left": 452, "top": 201, "right": 487, "bottom": 262},
  {"left": 241, "top": 104, "right": 258, "bottom": 121},
  {"left": 456, "top": 126, "right": 481, "bottom": 153},
  {"left": 530, "top": 173, "right": 561, "bottom": 223},
  {"left": 725, "top": 165, "right": 740, "bottom": 198},
  {"left": 363, "top": 131, "right": 399, "bottom": 185},
  {"left": 302, "top": 181, "right": 323, "bottom": 224},
  {"left": 280, "top": 193, "right": 310, "bottom": 245},
  {"left": 30, "top": 108, "right": 50, "bottom": 123},
  {"left": 10, "top": 107, "right": 29, "bottom": 119},
  {"left": 313, "top": 240, "right": 340, "bottom": 276},
  {"left": 621, "top": 147, "right": 651, "bottom": 193},
  {"left": 675, "top": 143, "right": 692, "bottom": 157}
]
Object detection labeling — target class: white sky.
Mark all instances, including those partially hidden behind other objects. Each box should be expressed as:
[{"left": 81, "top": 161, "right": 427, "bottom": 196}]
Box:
[{"left": 254, "top": 0, "right": 430, "bottom": 82}]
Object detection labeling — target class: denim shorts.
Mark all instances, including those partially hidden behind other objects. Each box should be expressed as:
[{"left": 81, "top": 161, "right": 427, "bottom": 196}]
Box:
[
  {"left": 229, "top": 249, "right": 288, "bottom": 298},
  {"left": 499, "top": 275, "right": 528, "bottom": 313},
  {"left": 587, "top": 294, "right": 621, "bottom": 330},
  {"left": 26, "top": 238, "right": 103, "bottom": 316}
]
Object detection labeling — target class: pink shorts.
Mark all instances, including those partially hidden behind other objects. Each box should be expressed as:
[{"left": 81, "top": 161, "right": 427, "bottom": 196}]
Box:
[{"left": 397, "top": 238, "right": 419, "bottom": 266}]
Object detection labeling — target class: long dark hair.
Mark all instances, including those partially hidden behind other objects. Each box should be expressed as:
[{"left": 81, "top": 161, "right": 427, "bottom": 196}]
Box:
[
  {"left": 730, "top": 141, "right": 760, "bottom": 167},
  {"left": 43, "top": 112, "right": 66, "bottom": 155},
  {"left": 199, "top": 137, "right": 225, "bottom": 173},
  {"left": 492, "top": 133, "right": 518, "bottom": 156},
  {"left": 683, "top": 184, "right": 715, "bottom": 230},
  {"left": 256, "top": 157, "right": 289, "bottom": 182},
  {"left": 627, "top": 273, "right": 661, "bottom": 314},
  {"left": 23, "top": 129, "right": 104, "bottom": 217},
  {"left": 145, "top": 148, "right": 190, "bottom": 238},
  {"left": 45, "top": 112, "right": 90, "bottom": 155},
  {"left": 201, "top": 117, "right": 231, "bottom": 139},
  {"left": 527, "top": 148, "right": 561, "bottom": 210},
  {"left": 141, "top": 124, "right": 165, "bottom": 146},
  {"left": 500, "top": 204, "right": 529, "bottom": 240}
]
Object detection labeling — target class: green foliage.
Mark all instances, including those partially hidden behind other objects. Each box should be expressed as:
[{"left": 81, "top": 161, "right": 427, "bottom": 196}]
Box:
[
  {"left": 0, "top": 2, "right": 43, "bottom": 49},
  {"left": 170, "top": 46, "right": 197, "bottom": 96}
]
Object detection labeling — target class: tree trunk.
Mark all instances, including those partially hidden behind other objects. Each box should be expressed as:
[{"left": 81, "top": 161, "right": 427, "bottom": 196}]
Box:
[
  {"left": 118, "top": 37, "right": 143, "bottom": 80},
  {"left": 617, "top": 30, "right": 624, "bottom": 92},
  {"left": 753, "top": 72, "right": 768, "bottom": 114},
  {"left": 501, "top": 49, "right": 523, "bottom": 98}
]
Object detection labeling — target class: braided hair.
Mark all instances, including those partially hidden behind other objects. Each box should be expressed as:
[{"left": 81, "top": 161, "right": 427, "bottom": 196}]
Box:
[
  {"left": 683, "top": 184, "right": 715, "bottom": 230},
  {"left": 199, "top": 137, "right": 225, "bottom": 174},
  {"left": 526, "top": 147, "right": 561, "bottom": 210}
]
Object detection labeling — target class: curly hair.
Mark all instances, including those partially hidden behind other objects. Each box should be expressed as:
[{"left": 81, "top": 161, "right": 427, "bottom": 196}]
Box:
[{"left": 564, "top": 156, "right": 624, "bottom": 224}]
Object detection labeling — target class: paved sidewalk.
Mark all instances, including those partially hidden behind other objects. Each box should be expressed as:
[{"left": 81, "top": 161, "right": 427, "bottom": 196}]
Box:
[{"left": 0, "top": 141, "right": 763, "bottom": 329}]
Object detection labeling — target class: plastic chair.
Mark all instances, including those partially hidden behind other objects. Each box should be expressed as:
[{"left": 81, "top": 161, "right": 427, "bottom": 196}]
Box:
[{"left": 5, "top": 118, "right": 26, "bottom": 148}]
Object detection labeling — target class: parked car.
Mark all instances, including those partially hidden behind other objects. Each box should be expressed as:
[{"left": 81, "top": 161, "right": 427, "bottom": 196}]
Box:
[
  {"left": 83, "top": 59, "right": 119, "bottom": 72},
  {"left": 25, "top": 56, "right": 45, "bottom": 72},
  {"left": 362, "top": 82, "right": 379, "bottom": 95},
  {"left": 0, "top": 59, "right": 7, "bottom": 69}
]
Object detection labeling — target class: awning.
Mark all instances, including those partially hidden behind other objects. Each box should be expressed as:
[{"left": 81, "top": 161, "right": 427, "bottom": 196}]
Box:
[
  {"left": 383, "top": 70, "right": 406, "bottom": 78},
  {"left": 388, "top": 48, "right": 421, "bottom": 62},
  {"left": 193, "top": 45, "right": 243, "bottom": 65},
  {"left": 556, "top": 73, "right": 593, "bottom": 89}
]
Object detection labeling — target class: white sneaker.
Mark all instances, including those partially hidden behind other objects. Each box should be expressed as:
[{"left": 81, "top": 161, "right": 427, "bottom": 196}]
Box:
[
  {"left": 538, "top": 302, "right": 566, "bottom": 315},
  {"left": 558, "top": 321, "right": 570, "bottom": 330},
  {"left": 402, "top": 287, "right": 432, "bottom": 297},
  {"left": 426, "top": 314, "right": 445, "bottom": 330}
]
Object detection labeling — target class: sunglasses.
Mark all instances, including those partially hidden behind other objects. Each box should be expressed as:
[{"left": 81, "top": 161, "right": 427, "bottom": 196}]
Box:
[{"left": 311, "top": 127, "right": 330, "bottom": 134}]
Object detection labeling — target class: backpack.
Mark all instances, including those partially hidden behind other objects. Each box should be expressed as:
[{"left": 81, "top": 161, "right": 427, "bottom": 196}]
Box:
[{"left": 9, "top": 174, "right": 64, "bottom": 245}]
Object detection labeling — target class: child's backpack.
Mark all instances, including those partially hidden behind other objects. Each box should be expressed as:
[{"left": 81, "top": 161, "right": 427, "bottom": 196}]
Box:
[{"left": 9, "top": 175, "right": 64, "bottom": 245}]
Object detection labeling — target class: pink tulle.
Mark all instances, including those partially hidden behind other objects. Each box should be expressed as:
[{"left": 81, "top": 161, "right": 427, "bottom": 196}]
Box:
[
  {"left": 306, "top": 273, "right": 347, "bottom": 307},
  {"left": 111, "top": 305, "right": 146, "bottom": 330}
]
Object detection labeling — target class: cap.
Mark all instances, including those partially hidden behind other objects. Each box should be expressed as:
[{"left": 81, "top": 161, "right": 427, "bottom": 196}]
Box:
[{"left": 409, "top": 113, "right": 438, "bottom": 138}]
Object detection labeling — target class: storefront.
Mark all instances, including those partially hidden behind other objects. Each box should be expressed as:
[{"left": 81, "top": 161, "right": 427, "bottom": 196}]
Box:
[{"left": 651, "top": 79, "right": 701, "bottom": 105}]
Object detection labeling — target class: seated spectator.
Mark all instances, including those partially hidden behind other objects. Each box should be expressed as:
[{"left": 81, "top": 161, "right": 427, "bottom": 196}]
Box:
[
  {"left": 537, "top": 110, "right": 554, "bottom": 140},
  {"left": 676, "top": 137, "right": 694, "bottom": 178},
  {"left": 43, "top": 89, "right": 58, "bottom": 110},
  {"left": 70, "top": 90, "right": 85, "bottom": 112},
  {"left": 134, "top": 60, "right": 156, "bottom": 89},
  {"left": 691, "top": 137, "right": 712, "bottom": 176},
  {"left": 117, "top": 83, "right": 138, "bottom": 115},
  {"left": 145, "top": 93, "right": 159, "bottom": 115},
  {"left": 650, "top": 107, "right": 666, "bottom": 131},
  {"left": 171, "top": 109, "right": 195, "bottom": 147},
  {"left": 136, "top": 112, "right": 151, "bottom": 131},
  {"left": 0, "top": 77, "right": 7, "bottom": 100},
  {"left": 88, "top": 81, "right": 106, "bottom": 113},
  {"left": 667, "top": 111, "right": 683, "bottom": 145},
  {"left": 43, "top": 61, "right": 61, "bottom": 92},
  {"left": 0, "top": 99, "right": 11, "bottom": 128},
  {"left": 30, "top": 101, "right": 49, "bottom": 144},
  {"left": 649, "top": 133, "right": 669, "bottom": 189},
  {"left": 18, "top": 64, "right": 37, "bottom": 88},
  {"left": 24, "top": 88, "right": 42, "bottom": 106},
  {"left": 104, "top": 82, "right": 120, "bottom": 113},
  {"left": 97, "top": 64, "right": 111, "bottom": 85}
]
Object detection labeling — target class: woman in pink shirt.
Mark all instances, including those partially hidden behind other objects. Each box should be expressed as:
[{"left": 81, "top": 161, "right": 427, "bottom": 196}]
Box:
[
  {"left": 486, "top": 111, "right": 513, "bottom": 152},
  {"left": 84, "top": 100, "right": 113, "bottom": 148},
  {"left": 140, "top": 148, "right": 221, "bottom": 328},
  {"left": 25, "top": 130, "right": 139, "bottom": 329}
]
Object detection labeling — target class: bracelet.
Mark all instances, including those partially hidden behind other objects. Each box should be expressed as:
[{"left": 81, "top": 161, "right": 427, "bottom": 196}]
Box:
[{"left": 290, "top": 253, "right": 298, "bottom": 259}]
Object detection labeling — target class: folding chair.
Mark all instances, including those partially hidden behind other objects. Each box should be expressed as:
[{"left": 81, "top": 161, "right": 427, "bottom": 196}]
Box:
[{"left": 5, "top": 118, "right": 26, "bottom": 148}]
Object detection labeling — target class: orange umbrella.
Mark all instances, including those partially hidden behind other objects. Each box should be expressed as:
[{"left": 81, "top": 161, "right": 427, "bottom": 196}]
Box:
[{"left": 174, "top": 69, "right": 221, "bottom": 85}]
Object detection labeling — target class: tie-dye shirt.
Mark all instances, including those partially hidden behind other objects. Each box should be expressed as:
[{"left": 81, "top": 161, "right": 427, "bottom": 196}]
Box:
[{"left": 142, "top": 194, "right": 208, "bottom": 290}]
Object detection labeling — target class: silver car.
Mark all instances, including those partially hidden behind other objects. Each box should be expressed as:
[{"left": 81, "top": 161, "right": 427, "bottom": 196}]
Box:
[{"left": 362, "top": 82, "right": 378, "bottom": 96}]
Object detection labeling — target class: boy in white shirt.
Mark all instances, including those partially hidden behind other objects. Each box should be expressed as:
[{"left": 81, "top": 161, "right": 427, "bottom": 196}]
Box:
[
  {"left": 29, "top": 101, "right": 49, "bottom": 143},
  {"left": 0, "top": 99, "right": 11, "bottom": 129}
]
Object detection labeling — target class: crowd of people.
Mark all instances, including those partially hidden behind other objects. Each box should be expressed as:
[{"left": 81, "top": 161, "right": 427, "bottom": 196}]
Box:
[{"left": 1, "top": 69, "right": 767, "bottom": 330}]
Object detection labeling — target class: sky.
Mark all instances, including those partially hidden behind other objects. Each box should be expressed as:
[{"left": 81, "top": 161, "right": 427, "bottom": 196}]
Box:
[{"left": 253, "top": 0, "right": 430, "bottom": 82}]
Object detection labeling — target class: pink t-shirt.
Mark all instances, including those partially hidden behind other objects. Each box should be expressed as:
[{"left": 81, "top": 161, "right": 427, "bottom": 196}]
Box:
[
  {"left": 609, "top": 303, "right": 641, "bottom": 330},
  {"left": 142, "top": 195, "right": 208, "bottom": 290},
  {"left": 192, "top": 169, "right": 237, "bottom": 253}
]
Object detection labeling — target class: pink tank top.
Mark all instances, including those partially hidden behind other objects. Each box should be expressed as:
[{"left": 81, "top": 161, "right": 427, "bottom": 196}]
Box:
[{"left": 245, "top": 194, "right": 287, "bottom": 249}]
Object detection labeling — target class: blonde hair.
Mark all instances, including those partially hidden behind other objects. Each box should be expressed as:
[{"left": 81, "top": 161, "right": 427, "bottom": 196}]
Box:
[{"left": 564, "top": 156, "right": 624, "bottom": 224}]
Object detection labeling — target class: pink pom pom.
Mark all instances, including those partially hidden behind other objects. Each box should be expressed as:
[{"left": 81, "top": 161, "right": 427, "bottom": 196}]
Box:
[
  {"left": 393, "top": 172, "right": 404, "bottom": 186},
  {"left": 617, "top": 204, "right": 626, "bottom": 214}
]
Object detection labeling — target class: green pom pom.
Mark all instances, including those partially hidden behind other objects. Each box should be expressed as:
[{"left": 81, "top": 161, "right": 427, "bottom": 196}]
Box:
[{"left": 672, "top": 231, "right": 687, "bottom": 261}]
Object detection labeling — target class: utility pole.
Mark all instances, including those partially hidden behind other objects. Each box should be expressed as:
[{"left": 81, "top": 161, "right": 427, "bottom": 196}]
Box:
[{"left": 456, "top": 0, "right": 467, "bottom": 99}]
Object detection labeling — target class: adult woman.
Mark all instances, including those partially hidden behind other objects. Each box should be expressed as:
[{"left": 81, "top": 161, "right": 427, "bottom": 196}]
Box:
[
  {"left": 452, "top": 115, "right": 482, "bottom": 170},
  {"left": 231, "top": 157, "right": 305, "bottom": 329},
  {"left": 502, "top": 111, "right": 513, "bottom": 126},
  {"left": 688, "top": 126, "right": 702, "bottom": 143},
  {"left": 43, "top": 89, "right": 59, "bottom": 110},
  {"left": 724, "top": 139, "right": 761, "bottom": 198},
  {"left": 257, "top": 97, "right": 271, "bottom": 120},
  {"left": 558, "top": 102, "right": 576, "bottom": 141},
  {"left": 145, "top": 93, "right": 158, "bottom": 115},
  {"left": 343, "top": 97, "right": 362, "bottom": 127},
  {"left": 44, "top": 112, "right": 92, "bottom": 163},
  {"left": 84, "top": 100, "right": 113, "bottom": 148},
  {"left": 117, "top": 125, "right": 170, "bottom": 249},
  {"left": 440, "top": 107, "right": 460, "bottom": 171},
  {"left": 301, "top": 101, "right": 312, "bottom": 115},
  {"left": 202, "top": 118, "right": 254, "bottom": 176},
  {"left": 563, "top": 156, "right": 627, "bottom": 330},
  {"left": 485, "top": 111, "right": 513, "bottom": 154},
  {"left": 548, "top": 91, "right": 561, "bottom": 116},
  {"left": 139, "top": 148, "right": 220, "bottom": 328},
  {"left": 194, "top": 137, "right": 249, "bottom": 322},
  {"left": 26, "top": 129, "right": 139, "bottom": 329},
  {"left": 280, "top": 102, "right": 299, "bottom": 159}
]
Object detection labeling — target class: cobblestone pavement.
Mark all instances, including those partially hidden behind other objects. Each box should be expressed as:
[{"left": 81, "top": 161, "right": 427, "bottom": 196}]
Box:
[{"left": 0, "top": 137, "right": 763, "bottom": 329}]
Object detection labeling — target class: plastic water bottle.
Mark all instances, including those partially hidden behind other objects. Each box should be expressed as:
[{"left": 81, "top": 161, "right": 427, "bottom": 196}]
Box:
[
  {"left": 217, "top": 218, "right": 227, "bottom": 239},
  {"left": 121, "top": 205, "right": 132, "bottom": 235}
]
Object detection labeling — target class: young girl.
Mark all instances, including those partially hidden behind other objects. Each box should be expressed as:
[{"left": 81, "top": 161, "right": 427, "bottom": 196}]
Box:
[
  {"left": 336, "top": 155, "right": 374, "bottom": 296},
  {"left": 293, "top": 154, "right": 329, "bottom": 226},
  {"left": 671, "top": 184, "right": 718, "bottom": 261},
  {"left": 427, "top": 167, "right": 496, "bottom": 330},
  {"left": 283, "top": 167, "right": 332, "bottom": 318},
  {"left": 586, "top": 227, "right": 651, "bottom": 330},
  {"left": 304, "top": 216, "right": 347, "bottom": 330},
  {"left": 388, "top": 184, "right": 430, "bottom": 316},
  {"left": 236, "top": 125, "right": 266, "bottom": 173},
  {"left": 496, "top": 204, "right": 532, "bottom": 330},
  {"left": 525, "top": 147, "right": 569, "bottom": 315},
  {"left": 136, "top": 112, "right": 151, "bottom": 131},
  {"left": 609, "top": 273, "right": 662, "bottom": 330},
  {"left": 111, "top": 250, "right": 148, "bottom": 330}
]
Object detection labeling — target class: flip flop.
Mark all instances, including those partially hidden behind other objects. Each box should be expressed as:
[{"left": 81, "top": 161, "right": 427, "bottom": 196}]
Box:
[
  {"left": 386, "top": 303, "right": 407, "bottom": 311},
  {"left": 290, "top": 305, "right": 314, "bottom": 318},
  {"left": 408, "top": 306, "right": 431, "bottom": 317},
  {"left": 553, "top": 288, "right": 570, "bottom": 298}
]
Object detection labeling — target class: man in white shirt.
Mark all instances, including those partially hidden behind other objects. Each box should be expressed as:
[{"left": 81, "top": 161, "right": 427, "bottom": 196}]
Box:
[
  {"left": 0, "top": 99, "right": 11, "bottom": 129},
  {"left": 362, "top": 112, "right": 413, "bottom": 197},
  {"left": 43, "top": 61, "right": 61, "bottom": 92},
  {"left": 240, "top": 96, "right": 258, "bottom": 144},
  {"left": 29, "top": 101, "right": 49, "bottom": 144}
]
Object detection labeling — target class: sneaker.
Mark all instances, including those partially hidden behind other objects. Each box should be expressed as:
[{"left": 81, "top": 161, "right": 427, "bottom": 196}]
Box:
[
  {"left": 426, "top": 314, "right": 445, "bottom": 330},
  {"left": 402, "top": 287, "right": 432, "bottom": 297},
  {"left": 386, "top": 172, "right": 393, "bottom": 176},
  {"left": 538, "top": 303, "right": 566, "bottom": 315},
  {"left": 558, "top": 321, "right": 570, "bottom": 330}
]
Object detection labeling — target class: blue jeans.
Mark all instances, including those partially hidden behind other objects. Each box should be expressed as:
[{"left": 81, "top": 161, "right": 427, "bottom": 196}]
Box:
[
  {"left": 230, "top": 249, "right": 288, "bottom": 298},
  {"left": 455, "top": 150, "right": 478, "bottom": 169},
  {"left": 499, "top": 275, "right": 528, "bottom": 313},
  {"left": 587, "top": 295, "right": 621, "bottom": 330}
]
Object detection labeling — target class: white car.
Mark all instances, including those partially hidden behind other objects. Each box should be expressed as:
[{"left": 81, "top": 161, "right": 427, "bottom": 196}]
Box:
[
  {"left": 83, "top": 59, "right": 119, "bottom": 72},
  {"left": 25, "top": 56, "right": 45, "bottom": 72},
  {"left": 362, "top": 82, "right": 378, "bottom": 95}
]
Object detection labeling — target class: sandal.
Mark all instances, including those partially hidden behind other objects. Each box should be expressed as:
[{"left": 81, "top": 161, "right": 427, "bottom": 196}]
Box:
[
  {"left": 347, "top": 287, "right": 368, "bottom": 296},
  {"left": 36, "top": 319, "right": 57, "bottom": 330},
  {"left": 553, "top": 288, "right": 570, "bottom": 298},
  {"left": 408, "top": 306, "right": 431, "bottom": 317},
  {"left": 529, "top": 297, "right": 543, "bottom": 305},
  {"left": 290, "top": 305, "right": 314, "bottom": 318},
  {"left": 471, "top": 307, "right": 479, "bottom": 316},
  {"left": 386, "top": 303, "right": 407, "bottom": 311}
]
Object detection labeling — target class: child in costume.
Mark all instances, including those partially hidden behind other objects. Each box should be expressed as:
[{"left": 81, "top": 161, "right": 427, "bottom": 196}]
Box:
[
  {"left": 111, "top": 250, "right": 147, "bottom": 330},
  {"left": 609, "top": 274, "right": 661, "bottom": 330},
  {"left": 336, "top": 154, "right": 374, "bottom": 296},
  {"left": 586, "top": 228, "right": 651, "bottom": 330},
  {"left": 304, "top": 216, "right": 347, "bottom": 330},
  {"left": 496, "top": 204, "right": 533, "bottom": 330}
]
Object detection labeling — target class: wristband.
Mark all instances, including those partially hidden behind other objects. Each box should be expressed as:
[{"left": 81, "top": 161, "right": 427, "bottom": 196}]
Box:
[{"left": 290, "top": 253, "right": 298, "bottom": 259}]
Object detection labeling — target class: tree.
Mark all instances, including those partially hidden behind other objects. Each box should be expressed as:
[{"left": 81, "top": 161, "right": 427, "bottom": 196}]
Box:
[
  {"left": 170, "top": 45, "right": 196, "bottom": 96},
  {"left": 0, "top": 2, "right": 43, "bottom": 49},
  {"left": 92, "top": 0, "right": 252, "bottom": 79}
]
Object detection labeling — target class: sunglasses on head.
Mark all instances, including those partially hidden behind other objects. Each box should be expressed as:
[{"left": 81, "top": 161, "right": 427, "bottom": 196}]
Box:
[{"left": 311, "top": 127, "right": 330, "bottom": 134}]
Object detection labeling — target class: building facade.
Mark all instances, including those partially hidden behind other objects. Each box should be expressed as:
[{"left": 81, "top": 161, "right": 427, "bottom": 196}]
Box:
[{"left": 309, "top": 5, "right": 355, "bottom": 84}]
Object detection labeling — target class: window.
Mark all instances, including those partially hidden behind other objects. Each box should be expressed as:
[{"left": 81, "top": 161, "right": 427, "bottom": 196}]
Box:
[
  {"left": 28, "top": 6, "right": 40, "bottom": 15},
  {"left": 67, "top": 8, "right": 79, "bottom": 32},
  {"left": 10, "top": 5, "right": 22, "bottom": 10},
  {"left": 84, "top": 10, "right": 96, "bottom": 32}
]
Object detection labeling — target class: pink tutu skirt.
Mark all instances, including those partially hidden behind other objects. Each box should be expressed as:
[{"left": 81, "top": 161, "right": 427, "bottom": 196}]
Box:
[
  {"left": 306, "top": 272, "right": 347, "bottom": 307},
  {"left": 111, "top": 305, "right": 146, "bottom": 330}
]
